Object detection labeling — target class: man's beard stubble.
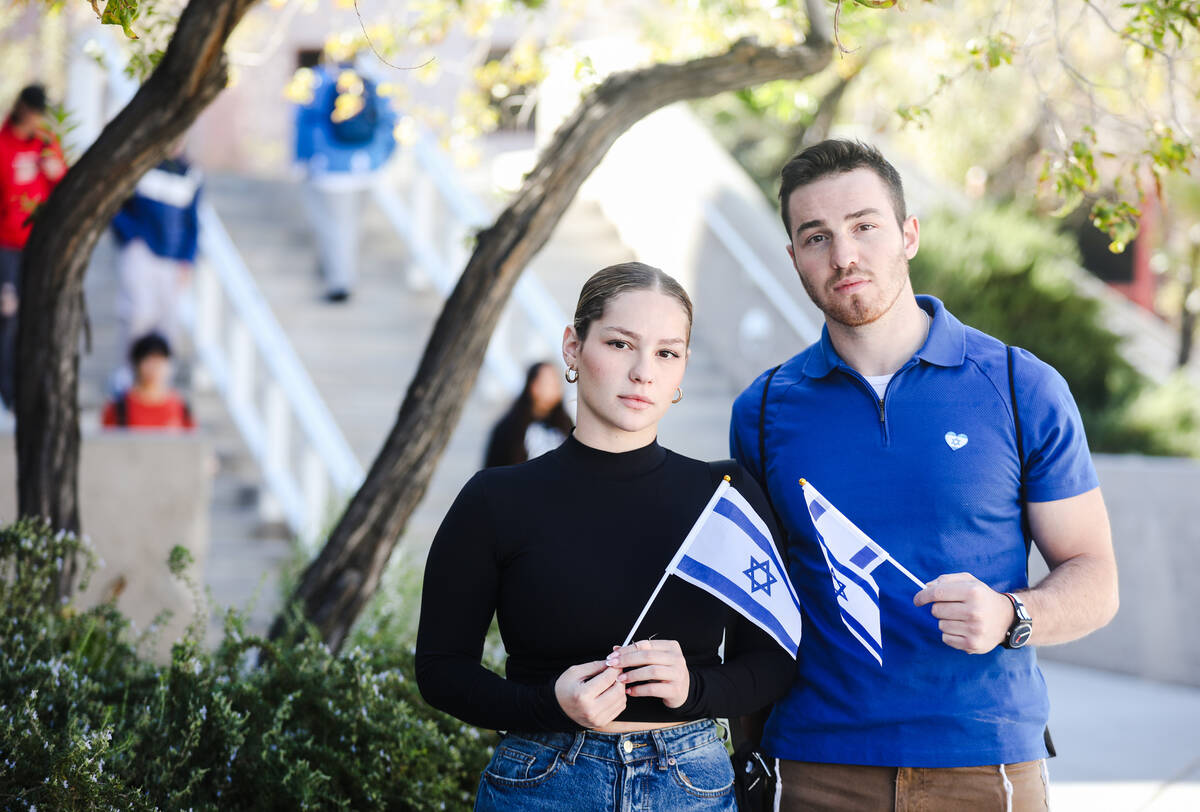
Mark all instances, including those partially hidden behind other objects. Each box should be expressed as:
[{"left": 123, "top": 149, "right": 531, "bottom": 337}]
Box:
[{"left": 799, "top": 258, "right": 911, "bottom": 329}]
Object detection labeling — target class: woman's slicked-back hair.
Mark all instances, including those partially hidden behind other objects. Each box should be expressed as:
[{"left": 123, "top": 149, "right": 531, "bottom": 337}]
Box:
[{"left": 572, "top": 261, "right": 693, "bottom": 344}]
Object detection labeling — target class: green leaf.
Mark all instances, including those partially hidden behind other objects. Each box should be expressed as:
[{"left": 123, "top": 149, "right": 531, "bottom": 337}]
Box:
[{"left": 100, "top": 0, "right": 140, "bottom": 40}]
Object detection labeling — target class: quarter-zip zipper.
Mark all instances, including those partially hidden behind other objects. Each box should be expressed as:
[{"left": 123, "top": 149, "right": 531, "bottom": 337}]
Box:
[{"left": 843, "top": 359, "right": 919, "bottom": 447}]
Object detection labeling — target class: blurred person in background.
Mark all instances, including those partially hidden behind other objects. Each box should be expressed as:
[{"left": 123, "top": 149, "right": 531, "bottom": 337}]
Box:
[
  {"left": 484, "top": 361, "right": 574, "bottom": 468},
  {"left": 102, "top": 332, "right": 194, "bottom": 430},
  {"left": 0, "top": 83, "right": 67, "bottom": 413},
  {"left": 293, "top": 53, "right": 396, "bottom": 303},
  {"left": 109, "top": 141, "right": 203, "bottom": 392}
]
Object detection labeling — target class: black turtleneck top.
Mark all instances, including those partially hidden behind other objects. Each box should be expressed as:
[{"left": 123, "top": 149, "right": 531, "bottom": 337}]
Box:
[{"left": 415, "top": 435, "right": 795, "bottom": 732}]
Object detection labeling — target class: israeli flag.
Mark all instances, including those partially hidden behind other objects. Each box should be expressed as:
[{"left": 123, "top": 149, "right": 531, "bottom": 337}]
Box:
[
  {"left": 801, "top": 480, "right": 889, "bottom": 665},
  {"left": 647, "top": 479, "right": 802, "bottom": 657}
]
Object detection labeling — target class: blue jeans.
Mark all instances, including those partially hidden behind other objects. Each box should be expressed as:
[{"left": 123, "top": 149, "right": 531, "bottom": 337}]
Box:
[{"left": 475, "top": 719, "right": 736, "bottom": 811}]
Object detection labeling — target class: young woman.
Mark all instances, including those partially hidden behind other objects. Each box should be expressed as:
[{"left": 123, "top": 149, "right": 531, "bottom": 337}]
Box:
[
  {"left": 483, "top": 361, "right": 574, "bottom": 468},
  {"left": 416, "top": 262, "right": 793, "bottom": 811}
]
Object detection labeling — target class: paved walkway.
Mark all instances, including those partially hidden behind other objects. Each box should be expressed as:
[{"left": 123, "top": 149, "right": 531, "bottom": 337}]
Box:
[{"left": 1042, "top": 661, "right": 1200, "bottom": 810}]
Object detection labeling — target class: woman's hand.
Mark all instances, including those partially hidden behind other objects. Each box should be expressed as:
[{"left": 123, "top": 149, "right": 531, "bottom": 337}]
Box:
[
  {"left": 606, "top": 639, "right": 691, "bottom": 709},
  {"left": 554, "top": 661, "right": 627, "bottom": 729}
]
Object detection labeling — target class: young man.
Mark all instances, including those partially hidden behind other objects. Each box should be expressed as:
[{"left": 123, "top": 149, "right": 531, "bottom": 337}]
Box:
[
  {"left": 0, "top": 84, "right": 66, "bottom": 410},
  {"left": 293, "top": 55, "right": 396, "bottom": 303},
  {"left": 729, "top": 140, "right": 1118, "bottom": 810}
]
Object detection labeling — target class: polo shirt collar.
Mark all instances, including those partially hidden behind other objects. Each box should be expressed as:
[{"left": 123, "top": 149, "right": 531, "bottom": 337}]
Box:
[{"left": 802, "top": 295, "right": 966, "bottom": 378}]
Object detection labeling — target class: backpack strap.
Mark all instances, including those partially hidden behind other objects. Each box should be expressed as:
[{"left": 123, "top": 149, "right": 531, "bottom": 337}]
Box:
[
  {"left": 1007, "top": 345, "right": 1056, "bottom": 758},
  {"left": 757, "top": 365, "right": 783, "bottom": 518},
  {"left": 1006, "top": 346, "right": 1032, "bottom": 560},
  {"left": 706, "top": 458, "right": 740, "bottom": 485},
  {"left": 114, "top": 392, "right": 129, "bottom": 428}
]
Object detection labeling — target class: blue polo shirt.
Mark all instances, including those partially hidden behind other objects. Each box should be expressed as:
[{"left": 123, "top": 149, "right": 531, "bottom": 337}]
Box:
[{"left": 729, "top": 296, "right": 1099, "bottom": 767}]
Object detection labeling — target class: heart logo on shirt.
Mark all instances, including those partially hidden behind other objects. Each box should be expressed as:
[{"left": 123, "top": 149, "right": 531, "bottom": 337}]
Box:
[{"left": 944, "top": 432, "right": 969, "bottom": 451}]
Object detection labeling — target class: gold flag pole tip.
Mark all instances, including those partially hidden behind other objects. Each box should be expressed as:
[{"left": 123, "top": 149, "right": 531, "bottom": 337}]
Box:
[
  {"left": 722, "top": 475, "right": 731, "bottom": 482},
  {"left": 798, "top": 478, "right": 807, "bottom": 486}
]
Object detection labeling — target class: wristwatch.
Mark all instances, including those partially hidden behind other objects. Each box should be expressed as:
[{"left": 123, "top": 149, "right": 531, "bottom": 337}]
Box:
[{"left": 1001, "top": 592, "right": 1033, "bottom": 649}]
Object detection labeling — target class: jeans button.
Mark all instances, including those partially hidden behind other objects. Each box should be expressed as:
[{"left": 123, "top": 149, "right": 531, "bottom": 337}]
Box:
[
  {"left": 623, "top": 740, "right": 633, "bottom": 754},
  {"left": 667, "top": 757, "right": 676, "bottom": 765}
]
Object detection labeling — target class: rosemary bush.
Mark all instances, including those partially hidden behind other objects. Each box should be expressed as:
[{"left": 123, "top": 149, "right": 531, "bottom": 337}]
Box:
[{"left": 0, "top": 519, "right": 493, "bottom": 811}]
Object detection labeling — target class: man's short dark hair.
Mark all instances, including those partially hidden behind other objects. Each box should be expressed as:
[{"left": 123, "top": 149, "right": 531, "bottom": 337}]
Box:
[
  {"left": 17, "top": 85, "right": 47, "bottom": 113},
  {"left": 778, "top": 139, "right": 907, "bottom": 238},
  {"left": 130, "top": 332, "right": 171, "bottom": 366}
]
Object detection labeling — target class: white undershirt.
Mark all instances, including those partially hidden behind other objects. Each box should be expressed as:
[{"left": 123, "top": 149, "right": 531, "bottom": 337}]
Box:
[
  {"left": 861, "top": 310, "right": 932, "bottom": 400},
  {"left": 863, "top": 373, "right": 893, "bottom": 399}
]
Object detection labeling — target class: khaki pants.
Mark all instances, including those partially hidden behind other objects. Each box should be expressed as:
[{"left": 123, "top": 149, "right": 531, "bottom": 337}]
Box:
[{"left": 776, "top": 758, "right": 1049, "bottom": 811}]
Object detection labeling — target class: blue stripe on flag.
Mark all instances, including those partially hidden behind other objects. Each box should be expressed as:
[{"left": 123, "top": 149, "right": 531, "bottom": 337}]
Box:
[
  {"left": 713, "top": 498, "right": 797, "bottom": 605},
  {"left": 807, "top": 498, "right": 826, "bottom": 523},
  {"left": 817, "top": 532, "right": 880, "bottom": 599},
  {"left": 839, "top": 608, "right": 883, "bottom": 661},
  {"left": 676, "top": 556, "right": 798, "bottom": 654},
  {"left": 849, "top": 546, "right": 878, "bottom": 570}
]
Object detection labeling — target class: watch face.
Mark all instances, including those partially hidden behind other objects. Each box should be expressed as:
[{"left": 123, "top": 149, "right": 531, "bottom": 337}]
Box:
[{"left": 1009, "top": 622, "right": 1033, "bottom": 648}]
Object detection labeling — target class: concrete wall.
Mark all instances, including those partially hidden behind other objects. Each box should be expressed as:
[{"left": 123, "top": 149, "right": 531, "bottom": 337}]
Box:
[
  {"left": 1033, "top": 454, "right": 1200, "bottom": 687},
  {"left": 0, "top": 432, "right": 213, "bottom": 658}
]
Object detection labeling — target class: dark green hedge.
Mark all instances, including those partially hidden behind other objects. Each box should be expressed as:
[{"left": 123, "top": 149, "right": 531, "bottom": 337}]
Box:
[
  {"left": 909, "top": 204, "right": 1200, "bottom": 457},
  {"left": 0, "top": 520, "right": 494, "bottom": 811}
]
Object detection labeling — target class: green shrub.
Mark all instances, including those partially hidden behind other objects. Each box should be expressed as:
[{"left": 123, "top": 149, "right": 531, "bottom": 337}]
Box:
[
  {"left": 0, "top": 519, "right": 495, "bottom": 811},
  {"left": 909, "top": 204, "right": 1200, "bottom": 456}
]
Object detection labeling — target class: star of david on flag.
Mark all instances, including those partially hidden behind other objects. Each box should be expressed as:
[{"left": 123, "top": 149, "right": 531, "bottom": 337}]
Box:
[
  {"left": 800, "top": 479, "right": 927, "bottom": 666},
  {"left": 743, "top": 557, "right": 777, "bottom": 595},
  {"left": 623, "top": 477, "right": 803, "bottom": 658}
]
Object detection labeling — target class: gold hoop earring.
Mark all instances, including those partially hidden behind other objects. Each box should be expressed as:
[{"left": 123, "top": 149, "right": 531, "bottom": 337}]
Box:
[
  {"left": 565, "top": 367, "right": 579, "bottom": 384},
  {"left": 672, "top": 387, "right": 683, "bottom": 404}
]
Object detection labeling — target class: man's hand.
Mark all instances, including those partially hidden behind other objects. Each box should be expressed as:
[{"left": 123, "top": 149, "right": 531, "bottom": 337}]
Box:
[
  {"left": 554, "top": 661, "right": 627, "bottom": 729},
  {"left": 606, "top": 639, "right": 691, "bottom": 709},
  {"left": 913, "top": 572, "right": 1013, "bottom": 654}
]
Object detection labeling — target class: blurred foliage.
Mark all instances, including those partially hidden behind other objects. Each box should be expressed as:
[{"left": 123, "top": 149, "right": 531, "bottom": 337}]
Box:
[
  {"left": 909, "top": 204, "right": 1200, "bottom": 456},
  {"left": 16, "top": 1, "right": 1199, "bottom": 247},
  {"left": 0, "top": 519, "right": 497, "bottom": 810},
  {"left": 687, "top": 1, "right": 1199, "bottom": 250}
]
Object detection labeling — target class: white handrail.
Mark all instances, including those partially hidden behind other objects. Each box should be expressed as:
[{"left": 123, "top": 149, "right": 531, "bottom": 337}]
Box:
[
  {"left": 373, "top": 131, "right": 570, "bottom": 397},
  {"left": 179, "top": 203, "right": 365, "bottom": 548},
  {"left": 197, "top": 203, "right": 363, "bottom": 492},
  {"left": 703, "top": 204, "right": 822, "bottom": 345}
]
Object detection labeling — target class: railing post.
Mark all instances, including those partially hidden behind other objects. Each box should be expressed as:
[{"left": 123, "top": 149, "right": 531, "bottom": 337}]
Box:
[
  {"left": 192, "top": 259, "right": 221, "bottom": 392},
  {"left": 229, "top": 322, "right": 255, "bottom": 408},
  {"left": 301, "top": 447, "right": 330, "bottom": 551},
  {"left": 264, "top": 382, "right": 291, "bottom": 482}
]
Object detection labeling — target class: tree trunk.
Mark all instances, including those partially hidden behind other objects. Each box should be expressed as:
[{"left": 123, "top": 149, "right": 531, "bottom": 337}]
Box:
[
  {"left": 281, "top": 37, "right": 833, "bottom": 652},
  {"left": 14, "top": 0, "right": 259, "bottom": 599}
]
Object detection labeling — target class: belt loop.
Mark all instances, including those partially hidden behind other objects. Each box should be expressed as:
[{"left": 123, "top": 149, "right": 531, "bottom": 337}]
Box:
[
  {"left": 650, "top": 728, "right": 669, "bottom": 770},
  {"left": 564, "top": 731, "right": 586, "bottom": 765}
]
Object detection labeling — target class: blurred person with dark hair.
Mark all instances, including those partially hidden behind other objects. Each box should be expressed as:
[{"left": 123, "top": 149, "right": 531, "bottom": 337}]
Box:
[
  {"left": 109, "top": 140, "right": 202, "bottom": 391},
  {"left": 484, "top": 361, "right": 573, "bottom": 468},
  {"left": 0, "top": 84, "right": 67, "bottom": 410},
  {"left": 102, "top": 332, "right": 195, "bottom": 430}
]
